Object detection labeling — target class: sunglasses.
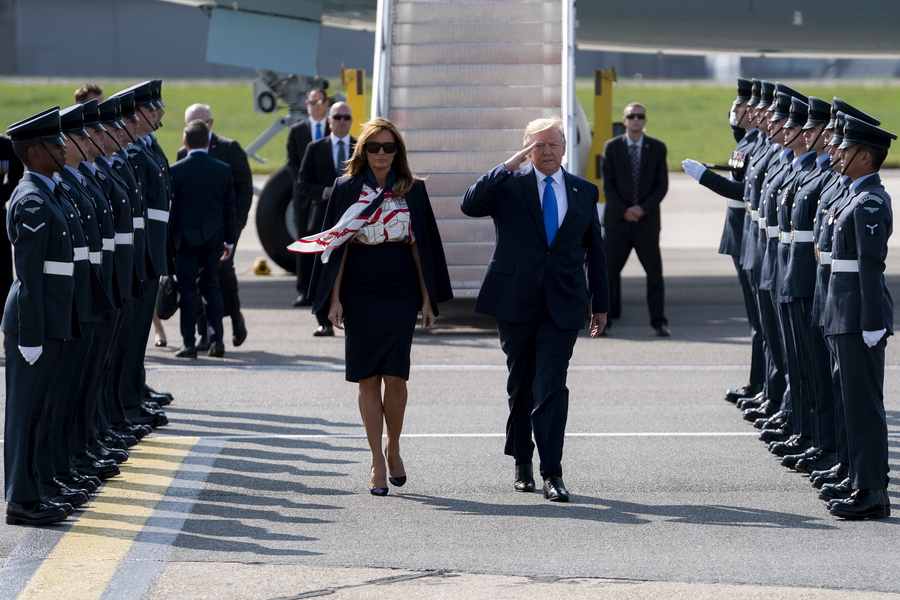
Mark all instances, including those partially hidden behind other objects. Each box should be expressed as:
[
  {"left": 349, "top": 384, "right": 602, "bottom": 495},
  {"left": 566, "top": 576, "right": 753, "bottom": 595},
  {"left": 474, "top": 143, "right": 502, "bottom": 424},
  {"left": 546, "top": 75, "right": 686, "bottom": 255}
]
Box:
[
  {"left": 306, "top": 99, "right": 327, "bottom": 105},
  {"left": 625, "top": 113, "right": 646, "bottom": 120},
  {"left": 330, "top": 114, "right": 352, "bottom": 121},
  {"left": 364, "top": 142, "right": 397, "bottom": 154}
]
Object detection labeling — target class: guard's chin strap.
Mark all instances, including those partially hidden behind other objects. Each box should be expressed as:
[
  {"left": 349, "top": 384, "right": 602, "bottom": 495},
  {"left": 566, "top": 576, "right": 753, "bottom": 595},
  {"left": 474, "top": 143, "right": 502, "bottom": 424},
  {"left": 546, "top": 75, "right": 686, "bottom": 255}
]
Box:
[
  {"left": 840, "top": 147, "right": 861, "bottom": 175},
  {"left": 40, "top": 141, "right": 66, "bottom": 173},
  {"left": 137, "top": 106, "right": 158, "bottom": 132}
]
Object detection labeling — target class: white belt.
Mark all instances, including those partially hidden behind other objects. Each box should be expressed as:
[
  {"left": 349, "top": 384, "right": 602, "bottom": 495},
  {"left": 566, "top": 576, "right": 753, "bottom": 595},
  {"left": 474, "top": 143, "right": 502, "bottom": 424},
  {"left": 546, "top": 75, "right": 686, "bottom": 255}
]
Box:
[
  {"left": 817, "top": 251, "right": 832, "bottom": 266},
  {"left": 147, "top": 208, "right": 169, "bottom": 223},
  {"left": 115, "top": 232, "right": 134, "bottom": 245},
  {"left": 102, "top": 238, "right": 116, "bottom": 252},
  {"left": 73, "top": 247, "right": 89, "bottom": 261},
  {"left": 43, "top": 261, "right": 74, "bottom": 276},
  {"left": 765, "top": 226, "right": 780, "bottom": 239},
  {"left": 727, "top": 199, "right": 744, "bottom": 209},
  {"left": 792, "top": 230, "right": 815, "bottom": 243},
  {"left": 750, "top": 210, "right": 760, "bottom": 222},
  {"left": 133, "top": 217, "right": 145, "bottom": 229},
  {"left": 778, "top": 231, "right": 791, "bottom": 244},
  {"left": 831, "top": 258, "right": 859, "bottom": 273},
  {"left": 89, "top": 251, "right": 102, "bottom": 264}
]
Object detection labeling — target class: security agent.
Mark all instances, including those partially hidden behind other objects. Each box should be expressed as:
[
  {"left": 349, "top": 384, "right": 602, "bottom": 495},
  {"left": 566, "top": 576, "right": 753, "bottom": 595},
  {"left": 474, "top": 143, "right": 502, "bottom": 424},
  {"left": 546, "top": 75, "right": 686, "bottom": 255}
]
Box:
[
  {"left": 2, "top": 107, "right": 77, "bottom": 526},
  {"left": 820, "top": 115, "right": 896, "bottom": 520}
]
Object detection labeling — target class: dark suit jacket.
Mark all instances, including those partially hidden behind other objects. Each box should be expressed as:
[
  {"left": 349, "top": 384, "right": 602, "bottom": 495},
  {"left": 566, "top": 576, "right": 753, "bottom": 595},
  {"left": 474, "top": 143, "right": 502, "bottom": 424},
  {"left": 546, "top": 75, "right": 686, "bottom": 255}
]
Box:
[
  {"left": 298, "top": 135, "right": 356, "bottom": 229},
  {"left": 177, "top": 132, "right": 253, "bottom": 231},
  {"left": 308, "top": 175, "right": 453, "bottom": 315},
  {"left": 169, "top": 151, "right": 236, "bottom": 249},
  {"left": 601, "top": 134, "right": 668, "bottom": 233},
  {"left": 461, "top": 164, "right": 609, "bottom": 330},
  {"left": 287, "top": 118, "right": 330, "bottom": 204}
]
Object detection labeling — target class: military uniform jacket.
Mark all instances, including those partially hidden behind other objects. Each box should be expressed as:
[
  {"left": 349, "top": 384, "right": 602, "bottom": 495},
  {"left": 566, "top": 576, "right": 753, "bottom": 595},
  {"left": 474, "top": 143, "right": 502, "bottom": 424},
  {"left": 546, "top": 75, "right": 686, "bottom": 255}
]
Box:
[
  {"left": 775, "top": 151, "right": 818, "bottom": 299},
  {"left": 823, "top": 174, "right": 893, "bottom": 336},
  {"left": 97, "top": 157, "right": 139, "bottom": 304},
  {"left": 757, "top": 148, "right": 794, "bottom": 292},
  {"left": 126, "top": 141, "right": 168, "bottom": 278},
  {"left": 1, "top": 173, "right": 75, "bottom": 345},
  {"left": 811, "top": 173, "right": 850, "bottom": 327},
  {"left": 740, "top": 138, "right": 777, "bottom": 276},
  {"left": 78, "top": 162, "right": 118, "bottom": 305},
  {"left": 697, "top": 128, "right": 760, "bottom": 257},
  {"left": 115, "top": 149, "right": 150, "bottom": 283}
]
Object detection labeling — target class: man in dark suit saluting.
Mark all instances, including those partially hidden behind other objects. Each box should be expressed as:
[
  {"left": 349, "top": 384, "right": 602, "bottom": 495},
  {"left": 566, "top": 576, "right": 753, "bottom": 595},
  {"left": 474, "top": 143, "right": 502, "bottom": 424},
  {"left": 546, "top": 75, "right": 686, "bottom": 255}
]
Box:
[
  {"left": 462, "top": 117, "right": 609, "bottom": 502},
  {"left": 286, "top": 88, "right": 329, "bottom": 307},
  {"left": 298, "top": 101, "right": 356, "bottom": 336},
  {"left": 602, "top": 102, "right": 670, "bottom": 336},
  {"left": 178, "top": 104, "right": 253, "bottom": 347},
  {"left": 170, "top": 120, "right": 236, "bottom": 358}
]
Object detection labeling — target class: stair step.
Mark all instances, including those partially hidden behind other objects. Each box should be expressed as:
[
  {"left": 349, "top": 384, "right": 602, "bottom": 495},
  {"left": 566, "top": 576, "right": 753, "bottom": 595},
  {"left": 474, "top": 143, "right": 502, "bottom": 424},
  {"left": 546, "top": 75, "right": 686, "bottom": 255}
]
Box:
[
  {"left": 394, "top": 2, "right": 560, "bottom": 24},
  {"left": 390, "top": 64, "right": 561, "bottom": 87},
  {"left": 389, "top": 107, "right": 561, "bottom": 130},
  {"left": 402, "top": 129, "right": 522, "bottom": 152},
  {"left": 392, "top": 22, "right": 562, "bottom": 45},
  {"left": 408, "top": 151, "right": 513, "bottom": 173},
  {"left": 417, "top": 173, "right": 490, "bottom": 197},
  {"left": 392, "top": 43, "right": 560, "bottom": 66},
  {"left": 390, "top": 85, "right": 561, "bottom": 109}
]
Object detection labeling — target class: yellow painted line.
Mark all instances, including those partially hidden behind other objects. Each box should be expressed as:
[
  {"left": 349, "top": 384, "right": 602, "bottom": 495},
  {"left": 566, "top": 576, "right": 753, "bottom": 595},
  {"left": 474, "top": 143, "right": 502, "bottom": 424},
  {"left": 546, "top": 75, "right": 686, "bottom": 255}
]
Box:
[{"left": 15, "top": 437, "right": 198, "bottom": 600}]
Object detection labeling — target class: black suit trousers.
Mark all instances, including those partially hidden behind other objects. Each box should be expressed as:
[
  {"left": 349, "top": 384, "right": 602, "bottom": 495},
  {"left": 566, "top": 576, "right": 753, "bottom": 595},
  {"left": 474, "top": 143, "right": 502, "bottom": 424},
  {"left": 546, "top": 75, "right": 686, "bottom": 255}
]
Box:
[
  {"left": 176, "top": 235, "right": 225, "bottom": 347},
  {"left": 496, "top": 301, "right": 579, "bottom": 478},
  {"left": 604, "top": 226, "right": 666, "bottom": 326}
]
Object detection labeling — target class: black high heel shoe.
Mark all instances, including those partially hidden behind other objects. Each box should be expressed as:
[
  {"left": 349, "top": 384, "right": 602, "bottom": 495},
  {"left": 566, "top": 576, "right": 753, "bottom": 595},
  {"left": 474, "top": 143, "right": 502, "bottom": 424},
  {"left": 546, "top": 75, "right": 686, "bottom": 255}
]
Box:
[
  {"left": 384, "top": 447, "right": 407, "bottom": 487},
  {"left": 370, "top": 467, "right": 389, "bottom": 496}
]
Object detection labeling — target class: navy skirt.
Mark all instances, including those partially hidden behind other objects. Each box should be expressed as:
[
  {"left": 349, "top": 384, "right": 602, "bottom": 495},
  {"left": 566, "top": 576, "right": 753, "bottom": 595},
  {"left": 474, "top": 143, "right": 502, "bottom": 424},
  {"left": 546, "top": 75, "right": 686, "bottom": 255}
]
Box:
[{"left": 340, "top": 242, "right": 420, "bottom": 382}]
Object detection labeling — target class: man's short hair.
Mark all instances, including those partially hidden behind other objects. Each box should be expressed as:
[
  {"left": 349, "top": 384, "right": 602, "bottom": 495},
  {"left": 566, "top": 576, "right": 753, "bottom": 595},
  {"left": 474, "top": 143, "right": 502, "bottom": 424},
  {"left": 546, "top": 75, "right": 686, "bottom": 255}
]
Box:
[
  {"left": 75, "top": 83, "right": 104, "bottom": 104},
  {"left": 306, "top": 88, "right": 326, "bottom": 100},
  {"left": 624, "top": 102, "right": 646, "bottom": 116},
  {"left": 524, "top": 116, "right": 565, "bottom": 144},
  {"left": 184, "top": 119, "right": 210, "bottom": 149},
  {"left": 861, "top": 143, "right": 889, "bottom": 171}
]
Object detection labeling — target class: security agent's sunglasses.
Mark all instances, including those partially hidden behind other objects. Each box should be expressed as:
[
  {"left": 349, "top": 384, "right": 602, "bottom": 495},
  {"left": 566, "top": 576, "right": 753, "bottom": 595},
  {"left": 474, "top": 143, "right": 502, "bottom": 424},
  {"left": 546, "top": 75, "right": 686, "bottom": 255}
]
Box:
[
  {"left": 625, "top": 113, "right": 646, "bottom": 120},
  {"left": 364, "top": 141, "right": 397, "bottom": 154},
  {"left": 330, "top": 114, "right": 352, "bottom": 121}
]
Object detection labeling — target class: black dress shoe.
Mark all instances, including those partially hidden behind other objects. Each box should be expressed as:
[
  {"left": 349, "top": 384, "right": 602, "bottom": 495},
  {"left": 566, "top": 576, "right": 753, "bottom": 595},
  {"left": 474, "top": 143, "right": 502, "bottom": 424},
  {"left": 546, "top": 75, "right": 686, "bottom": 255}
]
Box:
[
  {"left": 208, "top": 341, "right": 225, "bottom": 357},
  {"left": 829, "top": 488, "right": 891, "bottom": 519},
  {"left": 313, "top": 324, "right": 334, "bottom": 337},
  {"left": 819, "top": 477, "right": 852, "bottom": 501},
  {"left": 810, "top": 463, "right": 847, "bottom": 488},
  {"left": 57, "top": 471, "right": 98, "bottom": 494},
  {"left": 293, "top": 293, "right": 312, "bottom": 307},
  {"left": 143, "top": 391, "right": 171, "bottom": 407},
  {"left": 72, "top": 453, "right": 120, "bottom": 479},
  {"left": 515, "top": 464, "right": 535, "bottom": 492},
  {"left": 143, "top": 385, "right": 174, "bottom": 402},
  {"left": 128, "top": 405, "right": 169, "bottom": 428},
  {"left": 724, "top": 383, "right": 763, "bottom": 403},
  {"left": 736, "top": 393, "right": 765, "bottom": 410},
  {"left": 232, "top": 312, "right": 248, "bottom": 346},
  {"left": 755, "top": 410, "right": 788, "bottom": 430},
  {"left": 758, "top": 426, "right": 792, "bottom": 443},
  {"left": 196, "top": 338, "right": 210, "bottom": 351},
  {"left": 542, "top": 475, "right": 569, "bottom": 502},
  {"left": 780, "top": 446, "right": 820, "bottom": 469},
  {"left": 769, "top": 435, "right": 813, "bottom": 457},
  {"left": 795, "top": 450, "right": 838, "bottom": 474},
  {"left": 174, "top": 345, "right": 198, "bottom": 358},
  {"left": 50, "top": 486, "right": 90, "bottom": 508},
  {"left": 743, "top": 399, "right": 779, "bottom": 422},
  {"left": 6, "top": 501, "right": 68, "bottom": 526},
  {"left": 40, "top": 495, "right": 74, "bottom": 516},
  {"left": 653, "top": 323, "right": 671, "bottom": 337}
]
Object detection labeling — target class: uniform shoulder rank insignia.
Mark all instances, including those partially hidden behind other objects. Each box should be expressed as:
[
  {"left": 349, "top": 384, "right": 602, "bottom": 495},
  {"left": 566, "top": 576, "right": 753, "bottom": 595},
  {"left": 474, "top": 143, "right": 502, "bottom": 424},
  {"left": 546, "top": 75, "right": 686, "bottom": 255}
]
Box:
[
  {"left": 860, "top": 194, "right": 883, "bottom": 205},
  {"left": 22, "top": 195, "right": 43, "bottom": 205},
  {"left": 863, "top": 206, "right": 880, "bottom": 214}
]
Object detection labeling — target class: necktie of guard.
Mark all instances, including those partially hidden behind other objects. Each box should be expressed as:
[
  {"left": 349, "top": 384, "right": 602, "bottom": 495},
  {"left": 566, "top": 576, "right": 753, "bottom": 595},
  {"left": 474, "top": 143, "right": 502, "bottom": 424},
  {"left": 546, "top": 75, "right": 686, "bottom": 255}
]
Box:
[{"left": 630, "top": 143, "right": 640, "bottom": 205}]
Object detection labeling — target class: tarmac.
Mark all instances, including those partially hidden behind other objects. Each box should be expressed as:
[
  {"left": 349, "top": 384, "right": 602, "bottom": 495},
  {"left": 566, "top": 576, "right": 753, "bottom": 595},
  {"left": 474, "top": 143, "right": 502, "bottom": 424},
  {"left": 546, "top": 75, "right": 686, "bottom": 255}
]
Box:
[{"left": 1, "top": 172, "right": 900, "bottom": 599}]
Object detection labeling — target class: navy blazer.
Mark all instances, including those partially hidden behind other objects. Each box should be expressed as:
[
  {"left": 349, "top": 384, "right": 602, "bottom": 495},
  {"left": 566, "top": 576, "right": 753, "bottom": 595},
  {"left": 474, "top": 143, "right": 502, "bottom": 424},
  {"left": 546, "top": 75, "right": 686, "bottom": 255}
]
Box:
[
  {"left": 169, "top": 151, "right": 237, "bottom": 249},
  {"left": 601, "top": 134, "right": 668, "bottom": 233},
  {"left": 308, "top": 174, "right": 453, "bottom": 316},
  {"left": 461, "top": 164, "right": 609, "bottom": 330}
]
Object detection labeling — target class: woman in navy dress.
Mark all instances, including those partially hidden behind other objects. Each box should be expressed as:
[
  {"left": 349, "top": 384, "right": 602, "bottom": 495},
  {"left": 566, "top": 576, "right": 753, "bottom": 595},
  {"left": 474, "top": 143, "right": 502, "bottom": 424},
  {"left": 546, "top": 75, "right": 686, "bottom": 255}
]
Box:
[{"left": 304, "top": 118, "right": 452, "bottom": 495}]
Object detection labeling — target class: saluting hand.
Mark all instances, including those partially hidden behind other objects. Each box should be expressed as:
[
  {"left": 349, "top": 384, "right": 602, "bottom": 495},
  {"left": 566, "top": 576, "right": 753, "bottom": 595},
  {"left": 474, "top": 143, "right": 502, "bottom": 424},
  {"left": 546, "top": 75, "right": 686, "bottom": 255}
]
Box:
[{"left": 504, "top": 142, "right": 537, "bottom": 173}]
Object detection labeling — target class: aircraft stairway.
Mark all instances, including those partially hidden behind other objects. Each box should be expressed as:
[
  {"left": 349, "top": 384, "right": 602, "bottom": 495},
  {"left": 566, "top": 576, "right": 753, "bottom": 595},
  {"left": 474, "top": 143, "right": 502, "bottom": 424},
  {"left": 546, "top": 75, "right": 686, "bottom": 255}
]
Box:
[{"left": 373, "top": 0, "right": 573, "bottom": 297}]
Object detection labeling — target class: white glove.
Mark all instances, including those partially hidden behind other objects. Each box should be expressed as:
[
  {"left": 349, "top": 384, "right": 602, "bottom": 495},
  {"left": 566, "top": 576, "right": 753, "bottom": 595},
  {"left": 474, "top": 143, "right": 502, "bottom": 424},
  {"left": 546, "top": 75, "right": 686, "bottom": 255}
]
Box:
[
  {"left": 863, "top": 329, "right": 886, "bottom": 348},
  {"left": 682, "top": 159, "right": 707, "bottom": 181},
  {"left": 18, "top": 345, "right": 43, "bottom": 365}
]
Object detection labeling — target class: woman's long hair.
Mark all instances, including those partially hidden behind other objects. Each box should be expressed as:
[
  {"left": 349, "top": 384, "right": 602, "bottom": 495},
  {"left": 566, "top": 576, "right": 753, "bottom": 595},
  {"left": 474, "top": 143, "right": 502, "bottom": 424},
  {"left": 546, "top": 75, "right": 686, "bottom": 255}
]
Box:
[{"left": 344, "top": 117, "right": 418, "bottom": 196}]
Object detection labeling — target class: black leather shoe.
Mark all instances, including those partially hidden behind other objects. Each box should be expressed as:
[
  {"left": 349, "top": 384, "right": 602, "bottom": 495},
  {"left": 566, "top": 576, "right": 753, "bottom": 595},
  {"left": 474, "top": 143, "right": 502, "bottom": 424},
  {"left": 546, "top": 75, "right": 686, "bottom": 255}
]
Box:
[
  {"left": 58, "top": 471, "right": 99, "bottom": 493},
  {"left": 819, "top": 477, "right": 852, "bottom": 501},
  {"left": 653, "top": 323, "right": 671, "bottom": 337},
  {"left": 143, "top": 391, "right": 171, "bottom": 407},
  {"left": 208, "top": 341, "right": 225, "bottom": 357},
  {"left": 143, "top": 385, "right": 174, "bottom": 402},
  {"left": 72, "top": 453, "right": 120, "bottom": 479},
  {"left": 744, "top": 399, "right": 780, "bottom": 422},
  {"left": 828, "top": 488, "right": 891, "bottom": 519},
  {"left": 50, "top": 486, "right": 90, "bottom": 509},
  {"left": 758, "top": 426, "right": 792, "bottom": 443},
  {"left": 89, "top": 440, "right": 129, "bottom": 464},
  {"left": 769, "top": 435, "right": 813, "bottom": 457},
  {"left": 515, "top": 464, "right": 535, "bottom": 492},
  {"left": 232, "top": 312, "right": 248, "bottom": 346},
  {"left": 174, "top": 345, "right": 198, "bottom": 358},
  {"left": 755, "top": 410, "right": 788, "bottom": 430},
  {"left": 795, "top": 450, "right": 838, "bottom": 474},
  {"left": 6, "top": 501, "right": 68, "bottom": 526},
  {"left": 810, "top": 463, "right": 847, "bottom": 488},
  {"left": 293, "top": 293, "right": 312, "bottom": 307},
  {"left": 196, "top": 337, "right": 210, "bottom": 351},
  {"left": 724, "top": 383, "right": 763, "bottom": 403},
  {"left": 313, "top": 325, "right": 334, "bottom": 337},
  {"left": 780, "top": 446, "right": 820, "bottom": 469},
  {"left": 542, "top": 475, "right": 569, "bottom": 502},
  {"left": 736, "top": 393, "right": 764, "bottom": 410},
  {"left": 128, "top": 405, "right": 169, "bottom": 428},
  {"left": 40, "top": 495, "right": 74, "bottom": 516}
]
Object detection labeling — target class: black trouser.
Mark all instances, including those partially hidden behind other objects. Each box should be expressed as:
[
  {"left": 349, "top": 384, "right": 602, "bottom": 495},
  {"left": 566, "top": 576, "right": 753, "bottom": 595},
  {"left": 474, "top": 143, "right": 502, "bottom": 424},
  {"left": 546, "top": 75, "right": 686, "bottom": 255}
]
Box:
[
  {"left": 605, "top": 226, "right": 666, "bottom": 327},
  {"left": 176, "top": 235, "right": 225, "bottom": 347},
  {"left": 733, "top": 256, "right": 766, "bottom": 387}
]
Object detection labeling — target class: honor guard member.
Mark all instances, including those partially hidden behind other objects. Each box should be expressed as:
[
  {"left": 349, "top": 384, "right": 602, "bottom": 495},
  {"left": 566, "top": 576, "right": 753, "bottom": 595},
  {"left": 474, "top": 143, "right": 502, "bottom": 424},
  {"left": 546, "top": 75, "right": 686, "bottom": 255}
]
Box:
[
  {"left": 682, "top": 78, "right": 766, "bottom": 404},
  {"left": 1, "top": 132, "right": 25, "bottom": 314},
  {"left": 3, "top": 108, "right": 77, "bottom": 526},
  {"left": 821, "top": 116, "right": 896, "bottom": 520}
]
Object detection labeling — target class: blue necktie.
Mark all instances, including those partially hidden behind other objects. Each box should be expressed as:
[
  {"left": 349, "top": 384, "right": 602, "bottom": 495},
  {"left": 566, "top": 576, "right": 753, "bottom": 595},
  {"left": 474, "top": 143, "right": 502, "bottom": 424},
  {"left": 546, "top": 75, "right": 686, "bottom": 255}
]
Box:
[
  {"left": 315, "top": 122, "right": 322, "bottom": 140},
  {"left": 542, "top": 176, "right": 558, "bottom": 245}
]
